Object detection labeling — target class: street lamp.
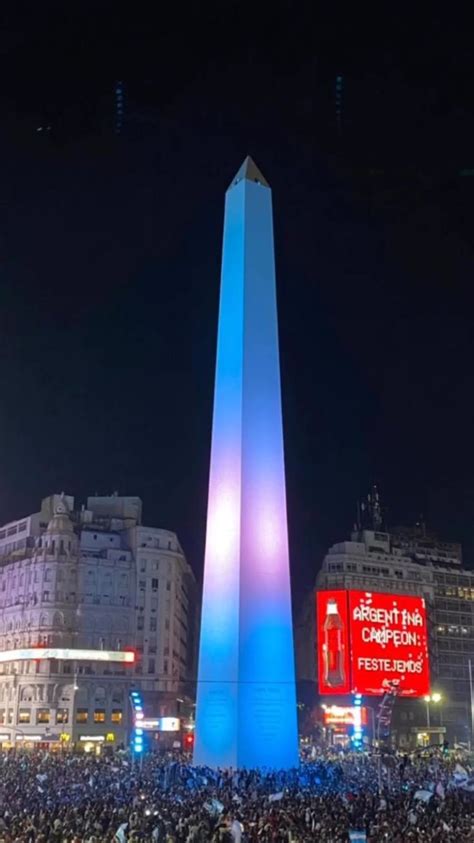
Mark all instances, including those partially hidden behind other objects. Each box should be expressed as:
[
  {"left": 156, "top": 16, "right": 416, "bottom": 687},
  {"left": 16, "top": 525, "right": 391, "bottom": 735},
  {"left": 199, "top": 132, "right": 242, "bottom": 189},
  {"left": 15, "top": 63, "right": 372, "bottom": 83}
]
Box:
[{"left": 424, "top": 693, "right": 442, "bottom": 728}]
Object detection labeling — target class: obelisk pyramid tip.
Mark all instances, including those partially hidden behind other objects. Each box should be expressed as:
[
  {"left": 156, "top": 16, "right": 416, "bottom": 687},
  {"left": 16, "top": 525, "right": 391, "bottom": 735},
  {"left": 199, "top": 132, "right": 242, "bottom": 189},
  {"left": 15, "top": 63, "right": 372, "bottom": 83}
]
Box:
[{"left": 228, "top": 156, "right": 270, "bottom": 190}]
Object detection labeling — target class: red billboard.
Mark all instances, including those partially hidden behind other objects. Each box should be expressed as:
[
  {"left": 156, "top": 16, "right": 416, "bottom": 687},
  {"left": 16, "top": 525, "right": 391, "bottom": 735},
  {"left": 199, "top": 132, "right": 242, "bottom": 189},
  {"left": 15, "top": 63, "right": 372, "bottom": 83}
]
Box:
[
  {"left": 317, "top": 590, "right": 430, "bottom": 697},
  {"left": 349, "top": 591, "right": 430, "bottom": 697}
]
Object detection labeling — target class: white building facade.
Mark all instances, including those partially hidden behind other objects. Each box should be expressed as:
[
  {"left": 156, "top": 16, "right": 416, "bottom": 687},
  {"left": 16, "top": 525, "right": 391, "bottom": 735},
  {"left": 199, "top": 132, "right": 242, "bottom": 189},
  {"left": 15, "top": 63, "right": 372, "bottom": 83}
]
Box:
[
  {"left": 126, "top": 525, "right": 197, "bottom": 697},
  {"left": 0, "top": 493, "right": 197, "bottom": 751}
]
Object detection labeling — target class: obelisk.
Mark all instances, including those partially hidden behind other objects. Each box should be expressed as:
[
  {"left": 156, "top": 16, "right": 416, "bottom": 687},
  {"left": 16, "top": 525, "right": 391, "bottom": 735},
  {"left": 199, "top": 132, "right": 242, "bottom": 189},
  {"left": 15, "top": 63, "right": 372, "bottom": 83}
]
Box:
[{"left": 194, "top": 157, "right": 298, "bottom": 769}]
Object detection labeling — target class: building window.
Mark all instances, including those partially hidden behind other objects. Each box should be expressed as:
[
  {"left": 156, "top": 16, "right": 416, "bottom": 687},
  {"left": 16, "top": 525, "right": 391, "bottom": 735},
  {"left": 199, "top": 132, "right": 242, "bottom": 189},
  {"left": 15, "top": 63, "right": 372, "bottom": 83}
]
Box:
[
  {"left": 94, "top": 709, "right": 106, "bottom": 723},
  {"left": 148, "top": 659, "right": 155, "bottom": 674},
  {"left": 76, "top": 708, "right": 88, "bottom": 724},
  {"left": 0, "top": 710, "right": 4, "bottom": 725},
  {"left": 139, "top": 580, "right": 146, "bottom": 591},
  {"left": 137, "top": 616, "right": 144, "bottom": 631},
  {"left": 19, "top": 710, "right": 31, "bottom": 724},
  {"left": 152, "top": 578, "right": 158, "bottom": 591},
  {"left": 36, "top": 709, "right": 50, "bottom": 724},
  {"left": 166, "top": 581, "right": 171, "bottom": 591},
  {"left": 150, "top": 617, "right": 157, "bottom": 632},
  {"left": 111, "top": 709, "right": 122, "bottom": 723},
  {"left": 42, "top": 591, "right": 50, "bottom": 601},
  {"left": 56, "top": 708, "right": 68, "bottom": 724}
]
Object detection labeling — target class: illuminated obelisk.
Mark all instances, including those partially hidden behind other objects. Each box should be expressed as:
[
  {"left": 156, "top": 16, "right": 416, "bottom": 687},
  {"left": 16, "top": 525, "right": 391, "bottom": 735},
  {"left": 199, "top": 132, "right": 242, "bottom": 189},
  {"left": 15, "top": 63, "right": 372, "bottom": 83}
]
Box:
[{"left": 194, "top": 157, "right": 298, "bottom": 769}]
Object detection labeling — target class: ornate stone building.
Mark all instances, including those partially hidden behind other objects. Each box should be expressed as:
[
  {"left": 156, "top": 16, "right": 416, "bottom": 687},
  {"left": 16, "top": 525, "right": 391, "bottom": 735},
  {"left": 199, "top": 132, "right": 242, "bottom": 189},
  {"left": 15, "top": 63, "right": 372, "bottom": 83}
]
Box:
[{"left": 0, "top": 493, "right": 197, "bottom": 751}]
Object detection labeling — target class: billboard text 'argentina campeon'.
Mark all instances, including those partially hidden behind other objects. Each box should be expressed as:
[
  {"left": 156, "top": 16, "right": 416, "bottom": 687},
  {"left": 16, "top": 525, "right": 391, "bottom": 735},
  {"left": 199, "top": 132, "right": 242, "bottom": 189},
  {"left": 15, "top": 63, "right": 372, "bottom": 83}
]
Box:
[{"left": 317, "top": 590, "right": 430, "bottom": 697}]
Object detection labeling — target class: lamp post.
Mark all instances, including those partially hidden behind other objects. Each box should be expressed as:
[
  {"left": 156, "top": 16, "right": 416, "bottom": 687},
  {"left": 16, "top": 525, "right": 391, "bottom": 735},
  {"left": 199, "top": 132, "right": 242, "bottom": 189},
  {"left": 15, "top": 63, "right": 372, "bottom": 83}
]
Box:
[
  {"left": 367, "top": 706, "right": 377, "bottom": 746},
  {"left": 424, "top": 693, "right": 442, "bottom": 729}
]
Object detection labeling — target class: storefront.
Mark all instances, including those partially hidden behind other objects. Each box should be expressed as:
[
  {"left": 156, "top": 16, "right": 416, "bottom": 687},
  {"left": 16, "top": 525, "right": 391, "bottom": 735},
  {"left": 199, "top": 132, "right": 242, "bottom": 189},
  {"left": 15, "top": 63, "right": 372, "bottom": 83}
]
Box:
[
  {"left": 0, "top": 732, "right": 65, "bottom": 751},
  {"left": 412, "top": 726, "right": 446, "bottom": 748},
  {"left": 77, "top": 732, "right": 116, "bottom": 754}
]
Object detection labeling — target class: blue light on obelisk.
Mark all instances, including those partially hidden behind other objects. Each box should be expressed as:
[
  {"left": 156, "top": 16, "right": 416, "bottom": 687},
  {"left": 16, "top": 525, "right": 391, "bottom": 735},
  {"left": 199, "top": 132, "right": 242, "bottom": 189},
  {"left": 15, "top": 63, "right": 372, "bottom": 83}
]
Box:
[{"left": 194, "top": 157, "right": 299, "bottom": 769}]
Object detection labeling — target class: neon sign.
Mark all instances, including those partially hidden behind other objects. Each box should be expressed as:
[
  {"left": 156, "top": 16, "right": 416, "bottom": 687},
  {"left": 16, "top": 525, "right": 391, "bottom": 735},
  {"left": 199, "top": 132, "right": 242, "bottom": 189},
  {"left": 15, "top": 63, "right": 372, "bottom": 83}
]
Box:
[{"left": 0, "top": 648, "right": 135, "bottom": 664}]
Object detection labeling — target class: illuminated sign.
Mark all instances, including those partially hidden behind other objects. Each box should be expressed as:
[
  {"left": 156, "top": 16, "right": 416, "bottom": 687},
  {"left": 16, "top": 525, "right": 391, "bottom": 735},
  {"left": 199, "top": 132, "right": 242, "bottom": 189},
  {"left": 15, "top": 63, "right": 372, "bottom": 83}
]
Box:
[
  {"left": 140, "top": 717, "right": 181, "bottom": 731},
  {"left": 317, "top": 590, "right": 430, "bottom": 697},
  {"left": 349, "top": 591, "right": 429, "bottom": 697},
  {"left": 141, "top": 718, "right": 159, "bottom": 730},
  {"left": 353, "top": 693, "right": 363, "bottom": 747},
  {"left": 130, "top": 690, "right": 144, "bottom": 754},
  {"left": 323, "top": 705, "right": 368, "bottom": 726},
  {"left": 159, "top": 717, "right": 180, "bottom": 732},
  {"left": 0, "top": 648, "right": 135, "bottom": 664},
  {"left": 79, "top": 735, "right": 105, "bottom": 742}
]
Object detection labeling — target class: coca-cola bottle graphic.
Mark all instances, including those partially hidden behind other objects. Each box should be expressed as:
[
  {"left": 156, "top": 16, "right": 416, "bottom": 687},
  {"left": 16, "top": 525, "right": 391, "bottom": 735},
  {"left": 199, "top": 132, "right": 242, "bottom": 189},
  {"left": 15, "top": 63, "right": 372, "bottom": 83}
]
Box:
[{"left": 323, "top": 598, "right": 346, "bottom": 687}]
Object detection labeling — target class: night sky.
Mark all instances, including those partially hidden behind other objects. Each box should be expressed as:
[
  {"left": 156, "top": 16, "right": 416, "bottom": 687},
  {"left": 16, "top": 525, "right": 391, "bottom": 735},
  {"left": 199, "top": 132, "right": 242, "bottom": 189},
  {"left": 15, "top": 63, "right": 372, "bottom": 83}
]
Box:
[{"left": 1, "top": 5, "right": 473, "bottom": 606}]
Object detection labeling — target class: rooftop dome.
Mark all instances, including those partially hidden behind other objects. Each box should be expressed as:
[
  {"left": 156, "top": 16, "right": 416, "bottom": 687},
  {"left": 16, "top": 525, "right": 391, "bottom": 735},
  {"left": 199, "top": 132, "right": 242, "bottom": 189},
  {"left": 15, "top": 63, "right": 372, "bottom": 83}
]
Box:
[{"left": 46, "top": 494, "right": 74, "bottom": 535}]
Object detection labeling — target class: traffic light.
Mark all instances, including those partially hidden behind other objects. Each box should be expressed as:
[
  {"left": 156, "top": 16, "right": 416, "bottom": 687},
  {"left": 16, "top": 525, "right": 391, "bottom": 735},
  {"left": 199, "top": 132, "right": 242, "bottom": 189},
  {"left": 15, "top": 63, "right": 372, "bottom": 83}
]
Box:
[{"left": 183, "top": 732, "right": 194, "bottom": 750}]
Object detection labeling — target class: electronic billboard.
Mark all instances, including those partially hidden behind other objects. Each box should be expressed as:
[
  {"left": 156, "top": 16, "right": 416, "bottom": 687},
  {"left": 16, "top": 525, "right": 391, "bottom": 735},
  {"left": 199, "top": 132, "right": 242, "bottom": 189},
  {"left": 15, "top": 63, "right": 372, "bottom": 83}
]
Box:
[{"left": 317, "top": 590, "right": 430, "bottom": 697}]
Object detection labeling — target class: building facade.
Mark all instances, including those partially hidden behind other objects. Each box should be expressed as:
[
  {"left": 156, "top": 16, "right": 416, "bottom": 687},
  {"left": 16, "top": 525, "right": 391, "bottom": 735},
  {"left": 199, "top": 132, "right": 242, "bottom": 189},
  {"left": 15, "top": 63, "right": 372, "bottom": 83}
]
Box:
[
  {"left": 0, "top": 493, "right": 197, "bottom": 751},
  {"left": 297, "top": 503, "right": 473, "bottom": 748},
  {"left": 391, "top": 525, "right": 472, "bottom": 747},
  {"left": 126, "top": 524, "right": 197, "bottom": 698}
]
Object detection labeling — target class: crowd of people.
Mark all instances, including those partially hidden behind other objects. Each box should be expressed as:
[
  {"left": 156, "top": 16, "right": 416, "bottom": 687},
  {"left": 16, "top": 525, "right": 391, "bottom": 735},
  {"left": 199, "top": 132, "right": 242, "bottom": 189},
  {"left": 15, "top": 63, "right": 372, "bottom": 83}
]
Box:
[{"left": 0, "top": 748, "right": 472, "bottom": 842}]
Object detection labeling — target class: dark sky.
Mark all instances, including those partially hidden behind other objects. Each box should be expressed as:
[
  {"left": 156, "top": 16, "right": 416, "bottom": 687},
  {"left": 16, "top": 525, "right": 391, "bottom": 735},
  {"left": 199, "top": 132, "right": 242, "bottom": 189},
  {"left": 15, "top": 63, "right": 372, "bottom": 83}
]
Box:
[{"left": 1, "top": 5, "right": 473, "bottom": 606}]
